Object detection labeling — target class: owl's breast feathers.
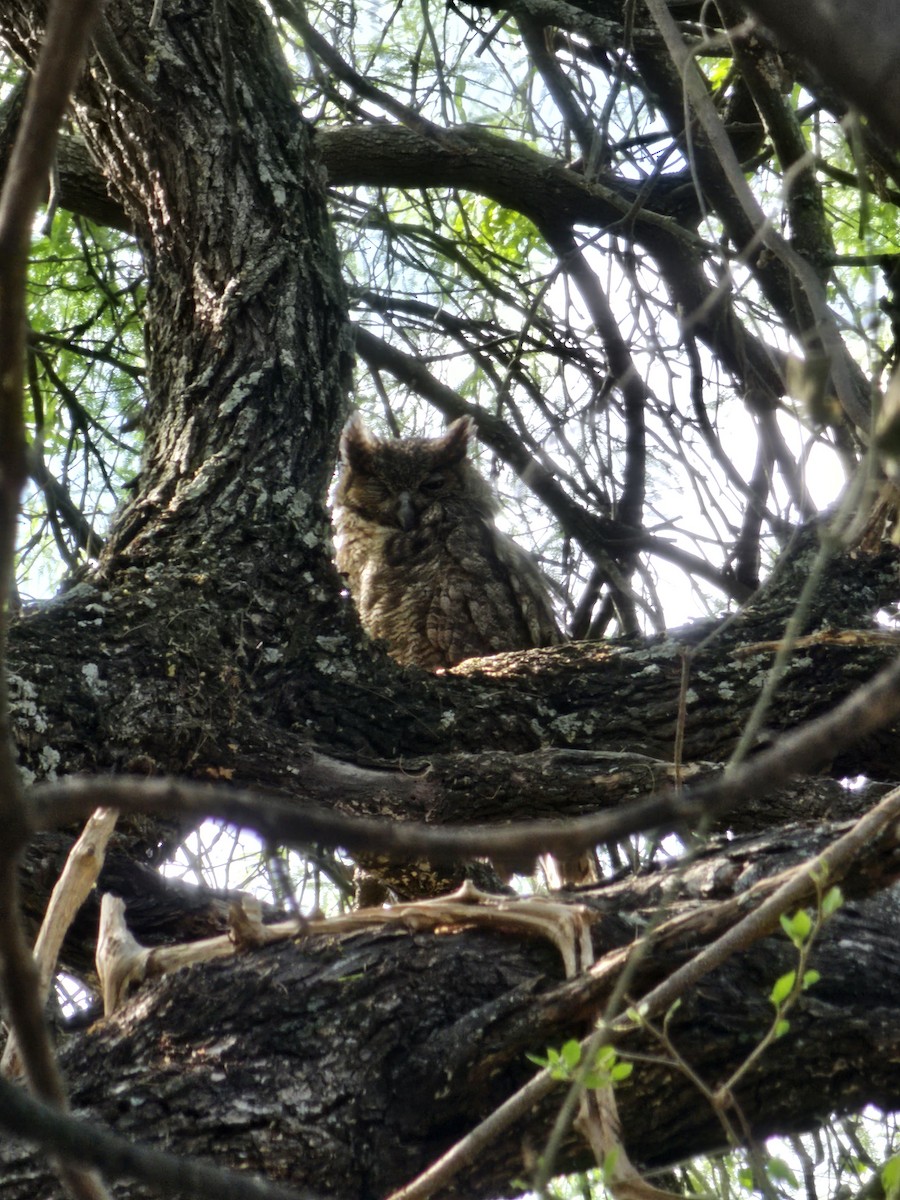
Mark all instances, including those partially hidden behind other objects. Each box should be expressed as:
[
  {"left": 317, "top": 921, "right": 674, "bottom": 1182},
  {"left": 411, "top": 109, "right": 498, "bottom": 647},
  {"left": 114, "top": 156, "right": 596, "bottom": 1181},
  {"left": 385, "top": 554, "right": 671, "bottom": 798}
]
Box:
[{"left": 342, "top": 507, "right": 559, "bottom": 668}]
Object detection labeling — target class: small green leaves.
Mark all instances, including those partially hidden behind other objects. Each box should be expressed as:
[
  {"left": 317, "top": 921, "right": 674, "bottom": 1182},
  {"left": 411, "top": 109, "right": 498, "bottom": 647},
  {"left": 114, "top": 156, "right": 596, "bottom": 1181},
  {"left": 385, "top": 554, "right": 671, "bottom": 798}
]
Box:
[
  {"left": 561, "top": 1039, "right": 582, "bottom": 1072},
  {"left": 526, "top": 1041, "right": 632, "bottom": 1089},
  {"left": 748, "top": 896, "right": 828, "bottom": 1069},
  {"left": 526, "top": 1038, "right": 582, "bottom": 1080},
  {"left": 779, "top": 908, "right": 812, "bottom": 947},
  {"left": 770, "top": 970, "right": 796, "bottom": 1006},
  {"left": 770, "top": 965, "right": 821, "bottom": 1007},
  {"left": 589, "top": 1045, "right": 632, "bottom": 1089},
  {"left": 883, "top": 1153, "right": 900, "bottom": 1200},
  {"left": 822, "top": 885, "right": 844, "bottom": 917}
]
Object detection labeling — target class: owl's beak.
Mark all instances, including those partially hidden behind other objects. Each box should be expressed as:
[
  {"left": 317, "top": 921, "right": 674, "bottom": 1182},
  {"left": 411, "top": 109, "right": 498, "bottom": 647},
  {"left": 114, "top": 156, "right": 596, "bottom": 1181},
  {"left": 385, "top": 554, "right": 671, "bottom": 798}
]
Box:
[{"left": 396, "top": 491, "right": 416, "bottom": 531}]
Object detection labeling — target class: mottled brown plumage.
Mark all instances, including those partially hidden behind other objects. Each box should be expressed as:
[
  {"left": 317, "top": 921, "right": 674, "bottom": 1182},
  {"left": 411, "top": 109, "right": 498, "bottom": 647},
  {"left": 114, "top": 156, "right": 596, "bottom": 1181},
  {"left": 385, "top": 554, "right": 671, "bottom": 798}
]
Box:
[{"left": 334, "top": 416, "right": 561, "bottom": 669}]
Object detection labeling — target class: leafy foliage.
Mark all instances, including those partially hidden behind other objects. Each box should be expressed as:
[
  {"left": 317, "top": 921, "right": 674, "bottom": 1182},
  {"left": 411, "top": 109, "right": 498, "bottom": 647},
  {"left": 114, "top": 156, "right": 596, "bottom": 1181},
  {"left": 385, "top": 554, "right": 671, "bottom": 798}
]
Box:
[{"left": 19, "top": 209, "right": 143, "bottom": 598}]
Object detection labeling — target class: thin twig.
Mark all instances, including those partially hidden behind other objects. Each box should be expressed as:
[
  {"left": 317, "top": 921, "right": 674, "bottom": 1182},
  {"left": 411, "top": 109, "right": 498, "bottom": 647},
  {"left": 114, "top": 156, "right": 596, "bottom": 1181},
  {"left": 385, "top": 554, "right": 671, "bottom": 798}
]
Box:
[
  {"left": 0, "top": 1072, "right": 325, "bottom": 1200},
  {"left": 385, "top": 784, "right": 900, "bottom": 1200},
  {"left": 644, "top": 0, "right": 869, "bottom": 429},
  {"left": 0, "top": 1, "right": 107, "bottom": 1197}
]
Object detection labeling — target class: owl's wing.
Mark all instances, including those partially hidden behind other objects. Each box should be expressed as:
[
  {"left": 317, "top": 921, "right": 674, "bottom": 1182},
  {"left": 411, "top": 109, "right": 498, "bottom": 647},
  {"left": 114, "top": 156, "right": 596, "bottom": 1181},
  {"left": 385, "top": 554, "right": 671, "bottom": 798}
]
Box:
[
  {"left": 490, "top": 529, "right": 563, "bottom": 649},
  {"left": 426, "top": 521, "right": 562, "bottom": 665}
]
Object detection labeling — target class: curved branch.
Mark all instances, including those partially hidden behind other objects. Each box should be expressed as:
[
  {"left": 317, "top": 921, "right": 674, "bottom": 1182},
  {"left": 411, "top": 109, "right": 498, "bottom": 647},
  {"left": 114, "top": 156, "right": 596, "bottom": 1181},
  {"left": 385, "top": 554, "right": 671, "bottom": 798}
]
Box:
[
  {"left": 355, "top": 326, "right": 751, "bottom": 600},
  {"left": 740, "top": 0, "right": 900, "bottom": 151}
]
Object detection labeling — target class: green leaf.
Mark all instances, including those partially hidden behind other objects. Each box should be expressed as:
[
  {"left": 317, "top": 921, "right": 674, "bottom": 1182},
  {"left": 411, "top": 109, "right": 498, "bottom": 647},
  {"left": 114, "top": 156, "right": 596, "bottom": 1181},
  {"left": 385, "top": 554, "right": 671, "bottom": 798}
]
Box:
[
  {"left": 561, "top": 1040, "right": 582, "bottom": 1070},
  {"left": 802, "top": 969, "right": 821, "bottom": 990},
  {"left": 767, "top": 1156, "right": 799, "bottom": 1187},
  {"left": 594, "top": 1045, "right": 616, "bottom": 1071},
  {"left": 774, "top": 1018, "right": 791, "bottom": 1039},
  {"left": 770, "top": 970, "right": 797, "bottom": 1006},
  {"left": 822, "top": 885, "right": 844, "bottom": 917},
  {"left": 883, "top": 1153, "right": 900, "bottom": 1200},
  {"left": 611, "top": 1062, "right": 633, "bottom": 1082},
  {"left": 780, "top": 908, "right": 812, "bottom": 945}
]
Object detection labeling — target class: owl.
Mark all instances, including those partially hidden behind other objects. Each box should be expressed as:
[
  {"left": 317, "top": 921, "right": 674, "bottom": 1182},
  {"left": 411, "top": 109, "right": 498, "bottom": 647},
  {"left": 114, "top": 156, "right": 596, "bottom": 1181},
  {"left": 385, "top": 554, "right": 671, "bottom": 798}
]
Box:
[{"left": 334, "top": 415, "right": 562, "bottom": 670}]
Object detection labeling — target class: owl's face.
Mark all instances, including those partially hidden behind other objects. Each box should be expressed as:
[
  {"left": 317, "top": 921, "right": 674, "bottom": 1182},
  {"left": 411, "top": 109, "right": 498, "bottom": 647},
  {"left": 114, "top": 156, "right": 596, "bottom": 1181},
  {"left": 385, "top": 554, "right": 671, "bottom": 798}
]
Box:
[{"left": 336, "top": 416, "right": 496, "bottom": 532}]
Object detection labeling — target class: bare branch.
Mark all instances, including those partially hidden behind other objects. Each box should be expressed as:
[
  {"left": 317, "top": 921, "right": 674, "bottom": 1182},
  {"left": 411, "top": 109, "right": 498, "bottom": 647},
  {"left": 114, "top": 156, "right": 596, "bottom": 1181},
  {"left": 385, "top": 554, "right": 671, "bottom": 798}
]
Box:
[
  {"left": 385, "top": 783, "right": 900, "bottom": 1200},
  {"left": 1, "top": 808, "right": 117, "bottom": 1076},
  {"left": 0, "top": 2, "right": 107, "bottom": 1197}
]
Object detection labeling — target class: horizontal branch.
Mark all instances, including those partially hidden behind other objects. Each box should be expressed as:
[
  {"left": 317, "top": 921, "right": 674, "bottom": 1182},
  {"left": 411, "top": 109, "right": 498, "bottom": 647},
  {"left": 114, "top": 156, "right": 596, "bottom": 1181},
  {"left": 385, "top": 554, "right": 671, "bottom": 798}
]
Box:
[
  {"left": 28, "top": 650, "right": 900, "bottom": 862},
  {"left": 9, "top": 118, "right": 788, "bottom": 407},
  {"left": 383, "top": 781, "right": 900, "bottom": 1200},
  {"left": 7, "top": 807, "right": 900, "bottom": 1196}
]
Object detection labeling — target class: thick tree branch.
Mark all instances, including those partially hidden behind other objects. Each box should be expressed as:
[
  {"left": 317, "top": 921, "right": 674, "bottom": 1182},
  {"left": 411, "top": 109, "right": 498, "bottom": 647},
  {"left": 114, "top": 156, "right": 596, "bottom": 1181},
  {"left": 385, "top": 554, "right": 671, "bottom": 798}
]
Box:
[
  {"left": 26, "top": 646, "right": 900, "bottom": 866},
  {"left": 4, "top": 819, "right": 900, "bottom": 1197},
  {"left": 740, "top": 0, "right": 900, "bottom": 150},
  {"left": 1, "top": 1, "right": 899, "bottom": 1195},
  {"left": 379, "top": 783, "right": 900, "bottom": 1200},
  {"left": 0, "top": 1074, "right": 320, "bottom": 1200}
]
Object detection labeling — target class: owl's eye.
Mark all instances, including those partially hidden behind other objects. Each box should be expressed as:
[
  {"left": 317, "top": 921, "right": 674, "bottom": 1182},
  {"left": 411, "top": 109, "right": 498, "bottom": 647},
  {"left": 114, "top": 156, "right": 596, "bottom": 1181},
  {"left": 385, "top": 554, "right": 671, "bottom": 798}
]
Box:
[{"left": 420, "top": 474, "right": 446, "bottom": 493}]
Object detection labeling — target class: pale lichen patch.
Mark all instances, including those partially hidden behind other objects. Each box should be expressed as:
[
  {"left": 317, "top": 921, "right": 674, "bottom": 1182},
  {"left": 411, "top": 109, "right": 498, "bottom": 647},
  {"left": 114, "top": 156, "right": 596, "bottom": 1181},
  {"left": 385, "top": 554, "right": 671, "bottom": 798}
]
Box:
[
  {"left": 38, "top": 743, "right": 61, "bottom": 779},
  {"left": 81, "top": 662, "right": 107, "bottom": 694},
  {"left": 550, "top": 712, "right": 595, "bottom": 743},
  {"left": 7, "top": 673, "right": 48, "bottom": 733}
]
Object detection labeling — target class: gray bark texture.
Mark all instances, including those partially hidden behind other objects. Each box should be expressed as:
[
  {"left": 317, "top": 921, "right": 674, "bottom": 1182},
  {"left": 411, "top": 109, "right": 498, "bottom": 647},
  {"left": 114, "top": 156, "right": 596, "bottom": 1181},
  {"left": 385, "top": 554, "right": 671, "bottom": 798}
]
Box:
[{"left": 3, "top": 827, "right": 900, "bottom": 1198}]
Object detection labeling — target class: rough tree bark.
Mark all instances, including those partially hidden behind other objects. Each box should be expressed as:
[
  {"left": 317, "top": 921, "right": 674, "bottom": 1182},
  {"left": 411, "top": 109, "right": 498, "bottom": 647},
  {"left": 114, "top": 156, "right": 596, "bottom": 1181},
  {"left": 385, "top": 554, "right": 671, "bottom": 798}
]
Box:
[
  {"left": 1, "top": 1, "right": 900, "bottom": 1197},
  {"left": 3, "top": 825, "right": 900, "bottom": 1198}
]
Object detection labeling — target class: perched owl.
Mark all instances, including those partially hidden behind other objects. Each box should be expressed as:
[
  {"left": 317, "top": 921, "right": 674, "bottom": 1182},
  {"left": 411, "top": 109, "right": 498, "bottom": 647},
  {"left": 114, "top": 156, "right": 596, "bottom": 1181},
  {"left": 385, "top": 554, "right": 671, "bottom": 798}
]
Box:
[{"left": 334, "top": 415, "right": 562, "bottom": 669}]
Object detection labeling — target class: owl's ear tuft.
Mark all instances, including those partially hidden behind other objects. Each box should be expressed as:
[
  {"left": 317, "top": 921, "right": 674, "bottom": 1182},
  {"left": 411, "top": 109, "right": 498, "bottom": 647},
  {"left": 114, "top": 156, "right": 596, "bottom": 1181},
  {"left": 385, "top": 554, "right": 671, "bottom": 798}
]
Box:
[
  {"left": 440, "top": 415, "right": 475, "bottom": 462},
  {"left": 340, "top": 414, "right": 377, "bottom": 469}
]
